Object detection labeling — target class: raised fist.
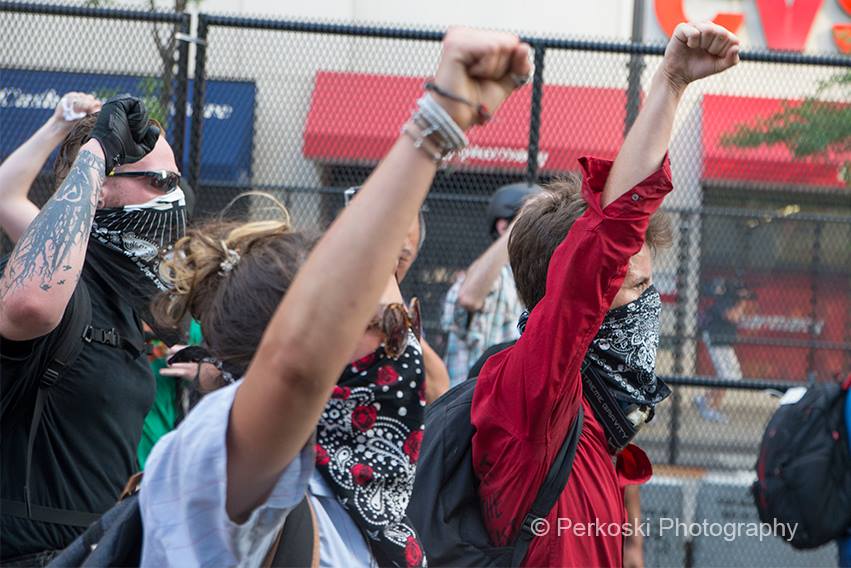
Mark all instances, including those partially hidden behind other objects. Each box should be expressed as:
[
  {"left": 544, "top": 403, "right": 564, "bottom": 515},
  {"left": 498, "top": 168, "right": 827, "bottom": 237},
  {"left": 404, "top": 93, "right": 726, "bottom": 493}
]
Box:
[
  {"left": 663, "top": 22, "right": 740, "bottom": 91},
  {"left": 88, "top": 95, "right": 160, "bottom": 174},
  {"left": 432, "top": 27, "right": 532, "bottom": 130}
]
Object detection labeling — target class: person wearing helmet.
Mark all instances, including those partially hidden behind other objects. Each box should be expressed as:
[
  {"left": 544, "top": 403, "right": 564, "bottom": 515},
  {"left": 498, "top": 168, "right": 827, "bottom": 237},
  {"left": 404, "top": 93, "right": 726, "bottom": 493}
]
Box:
[{"left": 440, "top": 182, "right": 540, "bottom": 385}]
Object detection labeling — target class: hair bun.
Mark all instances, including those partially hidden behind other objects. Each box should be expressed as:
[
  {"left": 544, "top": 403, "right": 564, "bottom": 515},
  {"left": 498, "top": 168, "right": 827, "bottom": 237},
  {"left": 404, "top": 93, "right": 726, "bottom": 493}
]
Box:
[{"left": 152, "top": 191, "right": 294, "bottom": 328}]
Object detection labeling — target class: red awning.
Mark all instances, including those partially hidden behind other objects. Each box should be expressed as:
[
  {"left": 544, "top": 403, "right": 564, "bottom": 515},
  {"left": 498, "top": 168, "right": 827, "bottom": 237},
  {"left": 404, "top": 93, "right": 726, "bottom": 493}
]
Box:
[
  {"left": 702, "top": 94, "right": 849, "bottom": 189},
  {"left": 303, "top": 71, "right": 626, "bottom": 172}
]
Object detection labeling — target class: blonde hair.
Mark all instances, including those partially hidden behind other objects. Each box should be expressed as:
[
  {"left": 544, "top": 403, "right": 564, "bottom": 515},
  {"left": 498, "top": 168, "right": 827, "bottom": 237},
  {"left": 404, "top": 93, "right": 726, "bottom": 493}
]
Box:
[{"left": 152, "top": 194, "right": 318, "bottom": 373}]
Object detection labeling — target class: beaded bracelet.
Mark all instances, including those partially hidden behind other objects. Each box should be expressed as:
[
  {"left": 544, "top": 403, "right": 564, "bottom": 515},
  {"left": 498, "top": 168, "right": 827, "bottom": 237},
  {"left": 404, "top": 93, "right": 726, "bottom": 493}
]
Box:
[{"left": 401, "top": 93, "right": 469, "bottom": 164}]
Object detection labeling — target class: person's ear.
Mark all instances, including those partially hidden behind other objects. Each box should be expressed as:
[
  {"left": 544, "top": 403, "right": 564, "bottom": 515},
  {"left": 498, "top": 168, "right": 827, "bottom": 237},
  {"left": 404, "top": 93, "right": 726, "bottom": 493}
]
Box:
[
  {"left": 98, "top": 178, "right": 114, "bottom": 208},
  {"left": 495, "top": 218, "right": 510, "bottom": 236}
]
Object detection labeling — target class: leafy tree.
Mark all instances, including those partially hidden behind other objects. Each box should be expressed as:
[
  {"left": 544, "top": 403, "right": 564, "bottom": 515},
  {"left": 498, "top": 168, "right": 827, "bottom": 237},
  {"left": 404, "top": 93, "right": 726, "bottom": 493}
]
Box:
[{"left": 721, "top": 70, "right": 851, "bottom": 185}]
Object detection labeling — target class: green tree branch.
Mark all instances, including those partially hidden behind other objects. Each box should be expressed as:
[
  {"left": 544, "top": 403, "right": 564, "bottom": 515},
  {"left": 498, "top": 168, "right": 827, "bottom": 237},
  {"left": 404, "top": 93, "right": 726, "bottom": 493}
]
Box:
[{"left": 721, "top": 71, "right": 851, "bottom": 185}]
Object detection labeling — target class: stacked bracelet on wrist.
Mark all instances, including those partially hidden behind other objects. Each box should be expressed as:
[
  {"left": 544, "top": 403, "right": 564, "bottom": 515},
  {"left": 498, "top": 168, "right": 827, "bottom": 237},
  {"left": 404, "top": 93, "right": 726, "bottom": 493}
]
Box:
[{"left": 401, "top": 93, "right": 469, "bottom": 164}]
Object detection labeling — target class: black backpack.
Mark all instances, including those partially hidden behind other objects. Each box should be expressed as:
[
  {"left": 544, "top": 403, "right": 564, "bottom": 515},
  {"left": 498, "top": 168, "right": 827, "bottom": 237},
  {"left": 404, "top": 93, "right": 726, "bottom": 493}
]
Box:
[
  {"left": 48, "top": 479, "right": 317, "bottom": 567},
  {"left": 753, "top": 379, "right": 851, "bottom": 549},
  {"left": 408, "top": 376, "right": 584, "bottom": 567}
]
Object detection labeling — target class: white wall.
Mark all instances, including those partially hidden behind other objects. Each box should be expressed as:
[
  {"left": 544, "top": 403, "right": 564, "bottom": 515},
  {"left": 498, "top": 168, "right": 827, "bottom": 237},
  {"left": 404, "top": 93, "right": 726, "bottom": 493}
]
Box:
[
  {"left": 188, "top": 0, "right": 849, "bottom": 53},
  {"left": 194, "top": 0, "right": 634, "bottom": 40}
]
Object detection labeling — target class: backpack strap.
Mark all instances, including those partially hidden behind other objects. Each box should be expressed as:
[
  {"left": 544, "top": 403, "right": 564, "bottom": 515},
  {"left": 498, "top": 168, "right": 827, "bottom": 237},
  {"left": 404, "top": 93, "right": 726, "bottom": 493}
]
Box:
[
  {"left": 1, "top": 283, "right": 95, "bottom": 527},
  {"left": 83, "top": 324, "right": 146, "bottom": 359},
  {"left": 266, "top": 496, "right": 319, "bottom": 568},
  {"left": 511, "top": 405, "right": 585, "bottom": 567}
]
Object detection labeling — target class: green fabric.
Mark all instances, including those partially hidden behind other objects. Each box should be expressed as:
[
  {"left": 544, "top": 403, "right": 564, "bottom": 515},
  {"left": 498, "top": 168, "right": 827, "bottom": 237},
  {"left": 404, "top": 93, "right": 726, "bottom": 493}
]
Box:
[
  {"left": 188, "top": 318, "right": 203, "bottom": 345},
  {"left": 137, "top": 360, "right": 179, "bottom": 469},
  {"left": 137, "top": 320, "right": 203, "bottom": 469}
]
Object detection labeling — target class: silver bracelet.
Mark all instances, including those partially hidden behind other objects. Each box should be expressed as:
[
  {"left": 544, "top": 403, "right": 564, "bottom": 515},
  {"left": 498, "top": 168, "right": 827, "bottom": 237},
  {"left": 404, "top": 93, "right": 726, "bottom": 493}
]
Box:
[
  {"left": 417, "top": 93, "right": 468, "bottom": 151},
  {"left": 401, "top": 94, "right": 468, "bottom": 163},
  {"left": 401, "top": 122, "right": 444, "bottom": 163}
]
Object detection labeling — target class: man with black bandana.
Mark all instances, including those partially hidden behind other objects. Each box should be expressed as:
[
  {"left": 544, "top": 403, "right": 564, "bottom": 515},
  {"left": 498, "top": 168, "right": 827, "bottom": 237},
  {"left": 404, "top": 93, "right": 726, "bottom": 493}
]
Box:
[
  {"left": 0, "top": 95, "right": 186, "bottom": 564},
  {"left": 469, "top": 22, "right": 741, "bottom": 567}
]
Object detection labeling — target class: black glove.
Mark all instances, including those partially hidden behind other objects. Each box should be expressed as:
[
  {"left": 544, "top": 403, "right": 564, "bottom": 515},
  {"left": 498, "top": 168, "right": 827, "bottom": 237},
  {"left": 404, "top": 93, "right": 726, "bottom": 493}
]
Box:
[{"left": 88, "top": 95, "right": 160, "bottom": 174}]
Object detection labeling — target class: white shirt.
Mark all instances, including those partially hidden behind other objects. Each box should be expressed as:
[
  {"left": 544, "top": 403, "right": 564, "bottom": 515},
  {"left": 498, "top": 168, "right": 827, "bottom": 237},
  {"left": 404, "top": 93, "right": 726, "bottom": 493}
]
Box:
[{"left": 139, "top": 380, "right": 375, "bottom": 567}]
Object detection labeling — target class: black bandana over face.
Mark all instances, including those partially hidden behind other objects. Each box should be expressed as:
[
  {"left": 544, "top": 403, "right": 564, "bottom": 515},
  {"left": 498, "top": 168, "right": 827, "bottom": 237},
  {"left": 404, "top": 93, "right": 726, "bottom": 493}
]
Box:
[
  {"left": 315, "top": 333, "right": 427, "bottom": 568},
  {"left": 86, "top": 189, "right": 186, "bottom": 343},
  {"left": 581, "top": 285, "right": 671, "bottom": 452}
]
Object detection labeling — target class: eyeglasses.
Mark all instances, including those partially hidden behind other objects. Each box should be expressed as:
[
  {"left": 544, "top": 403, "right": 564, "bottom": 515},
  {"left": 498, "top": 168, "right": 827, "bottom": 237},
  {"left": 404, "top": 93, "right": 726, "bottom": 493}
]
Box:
[
  {"left": 109, "top": 170, "right": 180, "bottom": 193},
  {"left": 368, "top": 297, "right": 422, "bottom": 359}
]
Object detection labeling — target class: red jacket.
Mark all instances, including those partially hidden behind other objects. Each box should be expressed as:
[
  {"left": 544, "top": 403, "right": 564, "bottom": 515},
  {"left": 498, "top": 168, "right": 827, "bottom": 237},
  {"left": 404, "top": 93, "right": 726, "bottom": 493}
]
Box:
[{"left": 471, "top": 155, "right": 672, "bottom": 567}]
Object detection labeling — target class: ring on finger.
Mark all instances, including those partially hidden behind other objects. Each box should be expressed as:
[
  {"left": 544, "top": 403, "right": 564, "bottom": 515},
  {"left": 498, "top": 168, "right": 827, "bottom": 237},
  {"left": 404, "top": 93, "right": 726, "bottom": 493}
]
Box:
[{"left": 511, "top": 73, "right": 531, "bottom": 87}]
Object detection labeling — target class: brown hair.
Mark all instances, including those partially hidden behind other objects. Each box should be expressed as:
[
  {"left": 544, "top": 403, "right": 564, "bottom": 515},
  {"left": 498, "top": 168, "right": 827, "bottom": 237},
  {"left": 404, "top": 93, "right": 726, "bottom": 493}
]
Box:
[
  {"left": 508, "top": 174, "right": 673, "bottom": 311},
  {"left": 152, "top": 199, "right": 318, "bottom": 374},
  {"left": 52, "top": 112, "right": 164, "bottom": 188}
]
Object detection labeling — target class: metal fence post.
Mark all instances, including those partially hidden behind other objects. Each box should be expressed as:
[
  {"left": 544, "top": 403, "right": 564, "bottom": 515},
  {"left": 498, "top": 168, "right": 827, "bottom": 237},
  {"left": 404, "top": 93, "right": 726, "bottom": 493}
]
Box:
[
  {"left": 807, "top": 220, "right": 823, "bottom": 385},
  {"left": 526, "top": 44, "right": 546, "bottom": 185},
  {"left": 171, "top": 12, "right": 191, "bottom": 172},
  {"left": 668, "top": 210, "right": 693, "bottom": 465},
  {"left": 624, "top": 0, "right": 645, "bottom": 136},
  {"left": 187, "top": 13, "right": 209, "bottom": 190}
]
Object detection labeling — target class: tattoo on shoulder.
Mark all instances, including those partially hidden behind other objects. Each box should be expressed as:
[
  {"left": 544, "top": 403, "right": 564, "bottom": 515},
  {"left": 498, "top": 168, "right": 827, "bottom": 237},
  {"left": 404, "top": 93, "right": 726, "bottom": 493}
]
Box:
[{"left": 0, "top": 150, "right": 104, "bottom": 298}]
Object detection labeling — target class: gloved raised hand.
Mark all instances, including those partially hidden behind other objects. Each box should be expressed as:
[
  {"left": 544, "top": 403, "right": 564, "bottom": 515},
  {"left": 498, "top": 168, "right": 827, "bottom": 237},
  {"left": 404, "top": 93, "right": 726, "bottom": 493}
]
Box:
[{"left": 88, "top": 94, "right": 160, "bottom": 174}]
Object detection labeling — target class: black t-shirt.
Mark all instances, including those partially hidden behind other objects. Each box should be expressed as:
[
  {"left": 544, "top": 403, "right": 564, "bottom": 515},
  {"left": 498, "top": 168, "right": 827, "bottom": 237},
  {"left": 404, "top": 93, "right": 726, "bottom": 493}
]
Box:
[
  {"left": 0, "top": 263, "right": 154, "bottom": 560},
  {"left": 703, "top": 296, "right": 739, "bottom": 346}
]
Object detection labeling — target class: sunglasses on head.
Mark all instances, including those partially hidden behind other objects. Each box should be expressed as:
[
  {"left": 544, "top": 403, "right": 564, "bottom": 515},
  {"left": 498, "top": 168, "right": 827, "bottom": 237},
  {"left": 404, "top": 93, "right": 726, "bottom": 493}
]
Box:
[{"left": 109, "top": 170, "right": 180, "bottom": 193}]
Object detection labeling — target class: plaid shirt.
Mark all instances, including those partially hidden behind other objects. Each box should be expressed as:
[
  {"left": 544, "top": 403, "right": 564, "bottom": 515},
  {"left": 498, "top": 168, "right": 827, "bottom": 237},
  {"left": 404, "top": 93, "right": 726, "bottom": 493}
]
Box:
[{"left": 441, "top": 264, "right": 523, "bottom": 385}]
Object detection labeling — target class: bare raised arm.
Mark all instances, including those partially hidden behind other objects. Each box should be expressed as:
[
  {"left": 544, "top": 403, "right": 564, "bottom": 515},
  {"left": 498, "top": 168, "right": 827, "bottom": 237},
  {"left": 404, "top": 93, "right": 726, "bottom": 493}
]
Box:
[
  {"left": 0, "top": 96, "right": 161, "bottom": 342},
  {"left": 226, "top": 27, "right": 531, "bottom": 520},
  {"left": 0, "top": 93, "right": 101, "bottom": 243},
  {"left": 458, "top": 226, "right": 511, "bottom": 311},
  {"left": 601, "top": 22, "right": 739, "bottom": 208}
]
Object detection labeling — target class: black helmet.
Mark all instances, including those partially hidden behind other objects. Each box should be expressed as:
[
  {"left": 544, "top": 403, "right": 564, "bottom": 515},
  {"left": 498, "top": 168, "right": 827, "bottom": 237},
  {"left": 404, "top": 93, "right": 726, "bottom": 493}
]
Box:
[{"left": 486, "top": 182, "right": 541, "bottom": 239}]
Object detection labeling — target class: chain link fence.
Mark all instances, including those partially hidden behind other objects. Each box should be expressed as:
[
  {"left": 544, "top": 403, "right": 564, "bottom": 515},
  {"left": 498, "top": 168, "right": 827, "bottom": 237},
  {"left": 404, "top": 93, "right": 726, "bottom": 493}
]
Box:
[
  {"left": 0, "top": 2, "right": 190, "bottom": 225},
  {"left": 1, "top": 3, "right": 850, "bottom": 565}
]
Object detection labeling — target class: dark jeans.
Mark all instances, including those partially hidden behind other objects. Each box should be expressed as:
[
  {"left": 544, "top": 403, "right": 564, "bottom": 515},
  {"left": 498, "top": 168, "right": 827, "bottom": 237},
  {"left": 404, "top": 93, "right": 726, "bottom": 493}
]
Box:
[{"left": 1, "top": 550, "right": 60, "bottom": 567}]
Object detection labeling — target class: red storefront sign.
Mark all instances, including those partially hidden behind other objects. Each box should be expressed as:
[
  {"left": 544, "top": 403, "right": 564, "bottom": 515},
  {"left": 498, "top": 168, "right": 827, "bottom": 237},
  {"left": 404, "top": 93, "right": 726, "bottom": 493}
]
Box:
[
  {"left": 303, "top": 71, "right": 623, "bottom": 172},
  {"left": 654, "top": 0, "right": 851, "bottom": 54},
  {"left": 305, "top": 76, "right": 850, "bottom": 189}
]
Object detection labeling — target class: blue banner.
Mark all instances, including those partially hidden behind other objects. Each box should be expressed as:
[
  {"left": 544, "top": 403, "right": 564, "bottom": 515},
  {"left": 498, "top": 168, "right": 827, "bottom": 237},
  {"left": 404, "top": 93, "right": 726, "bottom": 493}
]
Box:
[{"left": 0, "top": 69, "right": 255, "bottom": 183}]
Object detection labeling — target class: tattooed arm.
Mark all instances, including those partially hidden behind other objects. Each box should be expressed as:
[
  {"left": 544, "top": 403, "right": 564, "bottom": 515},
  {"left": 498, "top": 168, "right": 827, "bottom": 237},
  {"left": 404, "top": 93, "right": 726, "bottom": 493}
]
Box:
[
  {"left": 0, "top": 92, "right": 101, "bottom": 243},
  {"left": 0, "top": 141, "right": 105, "bottom": 341}
]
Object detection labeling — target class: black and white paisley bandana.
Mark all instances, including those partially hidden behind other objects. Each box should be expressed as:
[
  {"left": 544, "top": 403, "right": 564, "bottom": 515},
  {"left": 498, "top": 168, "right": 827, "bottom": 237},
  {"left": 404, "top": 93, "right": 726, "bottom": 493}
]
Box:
[
  {"left": 581, "top": 285, "right": 671, "bottom": 452},
  {"left": 315, "top": 334, "right": 427, "bottom": 568},
  {"left": 86, "top": 189, "right": 186, "bottom": 344}
]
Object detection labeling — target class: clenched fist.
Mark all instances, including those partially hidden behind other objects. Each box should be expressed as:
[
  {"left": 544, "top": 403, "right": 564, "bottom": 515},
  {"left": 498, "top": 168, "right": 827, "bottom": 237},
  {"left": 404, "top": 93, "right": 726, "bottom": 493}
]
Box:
[
  {"left": 88, "top": 95, "right": 160, "bottom": 174},
  {"left": 662, "top": 22, "right": 740, "bottom": 92},
  {"left": 432, "top": 27, "right": 532, "bottom": 130}
]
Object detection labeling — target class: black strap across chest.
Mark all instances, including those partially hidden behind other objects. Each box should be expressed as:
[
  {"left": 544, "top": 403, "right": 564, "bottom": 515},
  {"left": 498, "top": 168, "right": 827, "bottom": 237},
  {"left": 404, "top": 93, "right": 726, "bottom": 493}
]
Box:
[{"left": 2, "top": 282, "right": 145, "bottom": 528}]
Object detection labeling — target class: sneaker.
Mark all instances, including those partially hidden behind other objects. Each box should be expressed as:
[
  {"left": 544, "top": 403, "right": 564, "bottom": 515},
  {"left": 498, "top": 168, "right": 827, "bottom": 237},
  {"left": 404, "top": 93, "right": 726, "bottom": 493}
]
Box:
[{"left": 693, "top": 395, "right": 729, "bottom": 423}]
